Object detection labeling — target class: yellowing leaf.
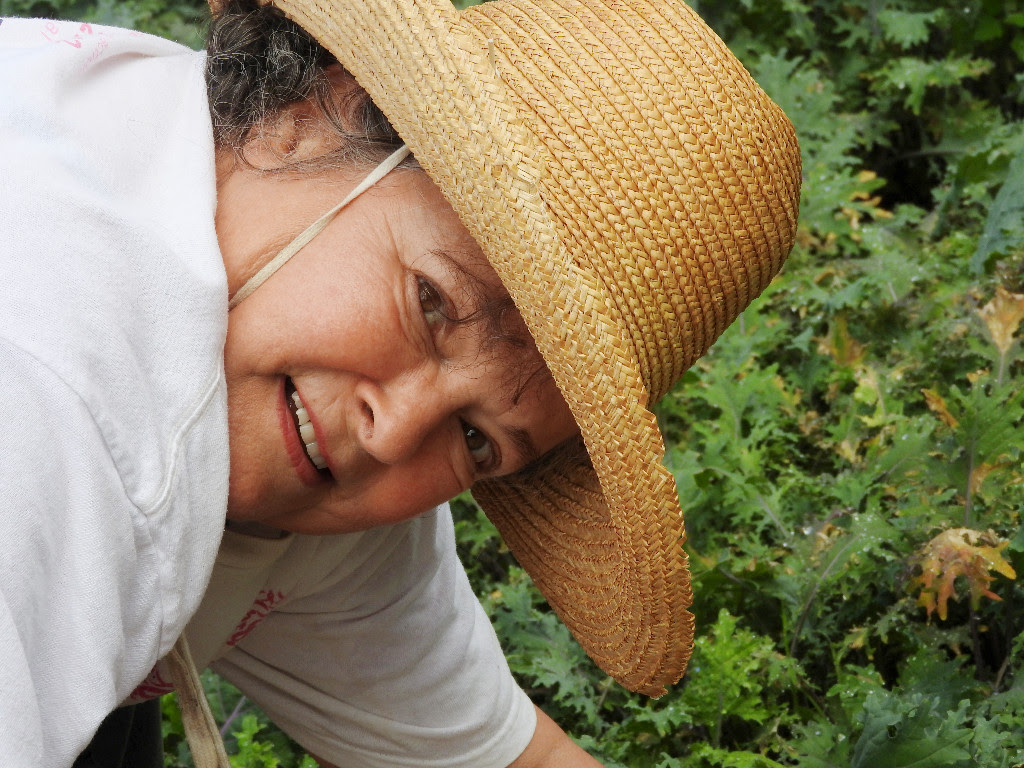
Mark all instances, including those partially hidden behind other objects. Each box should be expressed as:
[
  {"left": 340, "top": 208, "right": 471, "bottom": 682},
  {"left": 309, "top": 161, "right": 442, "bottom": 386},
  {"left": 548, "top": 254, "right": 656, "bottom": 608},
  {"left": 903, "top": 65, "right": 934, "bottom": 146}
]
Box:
[
  {"left": 797, "top": 409, "right": 820, "bottom": 437},
  {"left": 813, "top": 266, "right": 840, "bottom": 285},
  {"left": 910, "top": 528, "right": 1017, "bottom": 621},
  {"left": 818, "top": 315, "right": 866, "bottom": 368},
  {"left": 836, "top": 438, "right": 860, "bottom": 465},
  {"left": 845, "top": 625, "right": 870, "bottom": 652},
  {"left": 922, "top": 388, "right": 959, "bottom": 429},
  {"left": 854, "top": 366, "right": 881, "bottom": 405},
  {"left": 977, "top": 285, "right": 1024, "bottom": 355},
  {"left": 968, "top": 461, "right": 1005, "bottom": 496},
  {"left": 841, "top": 206, "right": 863, "bottom": 231}
]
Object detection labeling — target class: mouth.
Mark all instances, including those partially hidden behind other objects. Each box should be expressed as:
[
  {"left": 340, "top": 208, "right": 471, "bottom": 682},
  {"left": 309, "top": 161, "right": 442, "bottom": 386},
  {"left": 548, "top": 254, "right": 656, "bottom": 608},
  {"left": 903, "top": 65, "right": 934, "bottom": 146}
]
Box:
[{"left": 285, "top": 378, "right": 331, "bottom": 475}]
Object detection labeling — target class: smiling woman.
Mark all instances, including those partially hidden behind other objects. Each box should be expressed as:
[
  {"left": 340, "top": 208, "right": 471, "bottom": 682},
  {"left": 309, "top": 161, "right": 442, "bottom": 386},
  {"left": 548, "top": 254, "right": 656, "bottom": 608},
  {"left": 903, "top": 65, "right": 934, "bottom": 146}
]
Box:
[
  {"left": 217, "top": 141, "right": 576, "bottom": 532},
  {"left": 0, "top": 0, "right": 799, "bottom": 766},
  {"left": 205, "top": 7, "right": 576, "bottom": 534}
]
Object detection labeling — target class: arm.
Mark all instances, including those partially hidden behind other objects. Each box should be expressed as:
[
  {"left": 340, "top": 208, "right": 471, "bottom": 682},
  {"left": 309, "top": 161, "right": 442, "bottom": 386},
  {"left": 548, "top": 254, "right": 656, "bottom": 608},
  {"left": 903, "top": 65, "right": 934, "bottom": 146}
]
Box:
[
  {"left": 507, "top": 707, "right": 604, "bottom": 768},
  {"left": 312, "top": 706, "right": 602, "bottom": 768}
]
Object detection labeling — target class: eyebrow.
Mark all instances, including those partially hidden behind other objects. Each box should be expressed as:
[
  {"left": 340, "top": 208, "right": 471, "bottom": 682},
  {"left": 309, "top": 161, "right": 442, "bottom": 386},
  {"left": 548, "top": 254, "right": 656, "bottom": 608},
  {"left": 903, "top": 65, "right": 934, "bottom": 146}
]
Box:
[
  {"left": 504, "top": 424, "right": 539, "bottom": 469},
  {"left": 429, "top": 248, "right": 488, "bottom": 317}
]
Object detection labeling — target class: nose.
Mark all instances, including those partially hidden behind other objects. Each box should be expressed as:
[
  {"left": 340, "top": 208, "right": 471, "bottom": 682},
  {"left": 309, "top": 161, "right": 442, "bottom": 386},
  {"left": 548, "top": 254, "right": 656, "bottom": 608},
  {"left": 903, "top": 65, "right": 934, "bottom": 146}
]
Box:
[{"left": 354, "top": 369, "right": 450, "bottom": 465}]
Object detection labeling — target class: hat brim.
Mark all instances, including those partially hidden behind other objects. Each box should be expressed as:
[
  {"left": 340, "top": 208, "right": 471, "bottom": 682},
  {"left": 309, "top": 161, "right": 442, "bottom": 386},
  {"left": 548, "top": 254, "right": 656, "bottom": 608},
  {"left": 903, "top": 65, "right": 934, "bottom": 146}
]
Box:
[{"left": 248, "top": 0, "right": 694, "bottom": 695}]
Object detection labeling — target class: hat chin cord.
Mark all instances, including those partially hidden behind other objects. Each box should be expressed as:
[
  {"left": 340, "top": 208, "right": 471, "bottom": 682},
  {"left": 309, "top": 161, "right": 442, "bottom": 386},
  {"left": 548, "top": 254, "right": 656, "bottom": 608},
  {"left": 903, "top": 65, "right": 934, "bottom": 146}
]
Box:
[
  {"left": 164, "top": 635, "right": 231, "bottom": 768},
  {"left": 165, "top": 145, "right": 411, "bottom": 768},
  {"left": 228, "top": 144, "right": 412, "bottom": 310}
]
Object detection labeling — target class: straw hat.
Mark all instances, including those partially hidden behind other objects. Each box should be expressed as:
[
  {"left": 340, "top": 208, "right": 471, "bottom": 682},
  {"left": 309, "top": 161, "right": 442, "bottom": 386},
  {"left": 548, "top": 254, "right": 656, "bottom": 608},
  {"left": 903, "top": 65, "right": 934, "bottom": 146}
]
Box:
[{"left": 209, "top": 0, "right": 801, "bottom": 696}]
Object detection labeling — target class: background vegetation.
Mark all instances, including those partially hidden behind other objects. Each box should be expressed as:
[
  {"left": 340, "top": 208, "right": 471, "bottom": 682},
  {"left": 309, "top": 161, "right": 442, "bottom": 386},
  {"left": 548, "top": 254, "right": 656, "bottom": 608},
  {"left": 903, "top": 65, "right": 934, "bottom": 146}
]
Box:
[{"left": 6, "top": 0, "right": 1022, "bottom": 764}]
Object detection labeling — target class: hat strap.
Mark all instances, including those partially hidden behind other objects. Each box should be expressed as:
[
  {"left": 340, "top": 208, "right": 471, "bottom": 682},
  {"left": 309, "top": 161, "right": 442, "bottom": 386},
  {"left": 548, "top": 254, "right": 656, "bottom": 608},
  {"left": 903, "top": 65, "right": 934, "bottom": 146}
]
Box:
[
  {"left": 165, "top": 634, "right": 230, "bottom": 768},
  {"left": 228, "top": 144, "right": 412, "bottom": 310}
]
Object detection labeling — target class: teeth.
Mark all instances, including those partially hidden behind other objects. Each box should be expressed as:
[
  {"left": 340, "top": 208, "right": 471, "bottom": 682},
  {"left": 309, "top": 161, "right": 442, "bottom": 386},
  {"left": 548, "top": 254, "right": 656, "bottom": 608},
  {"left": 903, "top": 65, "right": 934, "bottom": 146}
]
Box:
[{"left": 290, "top": 390, "right": 328, "bottom": 471}]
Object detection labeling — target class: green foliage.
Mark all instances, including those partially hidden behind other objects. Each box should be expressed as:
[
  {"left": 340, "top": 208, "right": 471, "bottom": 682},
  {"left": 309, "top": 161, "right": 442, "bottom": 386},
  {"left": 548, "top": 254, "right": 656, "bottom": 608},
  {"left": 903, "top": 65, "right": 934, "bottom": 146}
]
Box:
[
  {"left": 678, "top": 611, "right": 803, "bottom": 742},
  {"left": 25, "top": 0, "right": 1024, "bottom": 765},
  {"left": 694, "top": 0, "right": 1024, "bottom": 266},
  {"left": 161, "top": 672, "right": 313, "bottom": 767},
  {"left": 974, "top": 150, "right": 1024, "bottom": 273},
  {"left": 848, "top": 694, "right": 973, "bottom": 768},
  {"left": 228, "top": 715, "right": 288, "bottom": 768}
]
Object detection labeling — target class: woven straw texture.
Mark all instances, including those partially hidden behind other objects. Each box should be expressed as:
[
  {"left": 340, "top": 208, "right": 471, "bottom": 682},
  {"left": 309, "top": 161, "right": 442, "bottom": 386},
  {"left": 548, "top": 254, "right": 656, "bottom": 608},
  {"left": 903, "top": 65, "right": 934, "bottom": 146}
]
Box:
[{"left": 212, "top": 0, "right": 801, "bottom": 695}]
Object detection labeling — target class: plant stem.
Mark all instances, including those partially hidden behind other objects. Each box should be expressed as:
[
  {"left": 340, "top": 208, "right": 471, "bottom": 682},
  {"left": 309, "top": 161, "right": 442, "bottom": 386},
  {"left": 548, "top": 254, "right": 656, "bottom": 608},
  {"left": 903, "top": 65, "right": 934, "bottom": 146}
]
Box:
[
  {"left": 714, "top": 689, "right": 724, "bottom": 747},
  {"left": 788, "top": 534, "right": 857, "bottom": 658},
  {"left": 969, "top": 607, "right": 987, "bottom": 681},
  {"left": 757, "top": 492, "right": 792, "bottom": 544},
  {"left": 220, "top": 695, "right": 248, "bottom": 738},
  {"left": 964, "top": 446, "right": 975, "bottom": 528}
]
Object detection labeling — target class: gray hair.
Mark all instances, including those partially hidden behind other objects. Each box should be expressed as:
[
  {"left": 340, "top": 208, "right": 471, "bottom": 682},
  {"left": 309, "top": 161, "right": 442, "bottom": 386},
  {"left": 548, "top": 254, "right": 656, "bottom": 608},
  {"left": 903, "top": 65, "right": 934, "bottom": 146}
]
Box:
[{"left": 205, "top": 0, "right": 405, "bottom": 168}]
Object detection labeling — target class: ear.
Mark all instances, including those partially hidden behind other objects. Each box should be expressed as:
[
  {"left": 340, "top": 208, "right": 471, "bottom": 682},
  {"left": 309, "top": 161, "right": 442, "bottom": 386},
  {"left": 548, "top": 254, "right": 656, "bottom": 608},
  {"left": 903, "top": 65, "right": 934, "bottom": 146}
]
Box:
[
  {"left": 239, "top": 101, "right": 329, "bottom": 169},
  {"left": 240, "top": 65, "right": 364, "bottom": 168}
]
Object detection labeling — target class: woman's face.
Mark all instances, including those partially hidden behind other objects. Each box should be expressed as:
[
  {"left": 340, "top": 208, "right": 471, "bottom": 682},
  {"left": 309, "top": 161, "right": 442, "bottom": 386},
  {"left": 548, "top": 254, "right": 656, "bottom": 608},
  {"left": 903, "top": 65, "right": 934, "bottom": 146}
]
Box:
[{"left": 217, "top": 159, "right": 577, "bottom": 534}]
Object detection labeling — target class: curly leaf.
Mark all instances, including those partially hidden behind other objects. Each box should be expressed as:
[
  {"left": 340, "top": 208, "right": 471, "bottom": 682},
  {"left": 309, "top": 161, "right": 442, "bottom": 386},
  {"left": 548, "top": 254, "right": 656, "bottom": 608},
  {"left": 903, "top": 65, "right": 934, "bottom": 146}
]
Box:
[
  {"left": 877, "top": 9, "right": 943, "bottom": 48},
  {"left": 851, "top": 694, "right": 973, "bottom": 768},
  {"left": 973, "top": 151, "right": 1024, "bottom": 273},
  {"left": 921, "top": 389, "right": 959, "bottom": 429},
  {"left": 910, "top": 528, "right": 1017, "bottom": 620},
  {"left": 977, "top": 285, "right": 1024, "bottom": 355}
]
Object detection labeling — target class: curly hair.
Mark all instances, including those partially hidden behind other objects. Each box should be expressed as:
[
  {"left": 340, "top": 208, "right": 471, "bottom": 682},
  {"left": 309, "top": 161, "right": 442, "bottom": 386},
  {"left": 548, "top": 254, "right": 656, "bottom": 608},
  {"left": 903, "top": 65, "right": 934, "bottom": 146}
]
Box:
[{"left": 204, "top": 0, "right": 404, "bottom": 167}]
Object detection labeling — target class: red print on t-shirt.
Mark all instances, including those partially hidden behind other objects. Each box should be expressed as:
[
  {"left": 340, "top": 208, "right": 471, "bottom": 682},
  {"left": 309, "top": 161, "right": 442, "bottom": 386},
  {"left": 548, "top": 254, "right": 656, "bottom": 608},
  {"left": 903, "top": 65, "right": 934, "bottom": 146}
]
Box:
[
  {"left": 227, "top": 589, "right": 286, "bottom": 647},
  {"left": 39, "top": 20, "right": 91, "bottom": 48},
  {"left": 128, "top": 666, "right": 174, "bottom": 702},
  {"left": 127, "top": 589, "right": 287, "bottom": 702}
]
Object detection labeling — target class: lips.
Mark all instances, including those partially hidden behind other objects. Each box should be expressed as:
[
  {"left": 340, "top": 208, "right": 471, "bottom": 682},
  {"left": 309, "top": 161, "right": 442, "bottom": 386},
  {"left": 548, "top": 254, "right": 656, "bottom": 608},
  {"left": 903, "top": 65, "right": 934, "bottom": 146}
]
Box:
[{"left": 285, "top": 378, "right": 330, "bottom": 474}]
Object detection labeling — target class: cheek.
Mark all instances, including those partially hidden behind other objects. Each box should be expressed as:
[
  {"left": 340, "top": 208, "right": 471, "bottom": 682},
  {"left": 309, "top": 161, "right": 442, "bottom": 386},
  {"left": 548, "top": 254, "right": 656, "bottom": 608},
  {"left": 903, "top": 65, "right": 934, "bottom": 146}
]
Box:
[
  {"left": 345, "top": 434, "right": 468, "bottom": 527},
  {"left": 222, "top": 376, "right": 286, "bottom": 510},
  {"left": 355, "top": 456, "right": 465, "bottom": 526},
  {"left": 226, "top": 247, "right": 402, "bottom": 369},
  {"left": 223, "top": 374, "right": 277, "bottom": 459}
]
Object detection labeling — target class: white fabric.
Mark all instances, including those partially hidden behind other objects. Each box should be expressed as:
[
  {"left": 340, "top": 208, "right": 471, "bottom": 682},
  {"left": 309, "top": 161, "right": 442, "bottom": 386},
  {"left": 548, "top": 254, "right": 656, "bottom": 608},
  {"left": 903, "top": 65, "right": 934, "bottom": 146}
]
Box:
[
  {"left": 0, "top": 19, "right": 536, "bottom": 768},
  {"left": 0, "top": 18, "right": 229, "bottom": 767}
]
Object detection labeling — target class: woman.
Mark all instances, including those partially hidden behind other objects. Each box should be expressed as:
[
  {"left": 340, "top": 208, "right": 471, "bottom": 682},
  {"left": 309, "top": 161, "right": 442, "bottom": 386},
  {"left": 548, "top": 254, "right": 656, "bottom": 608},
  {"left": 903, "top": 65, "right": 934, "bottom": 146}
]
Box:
[{"left": 0, "top": 0, "right": 800, "bottom": 765}]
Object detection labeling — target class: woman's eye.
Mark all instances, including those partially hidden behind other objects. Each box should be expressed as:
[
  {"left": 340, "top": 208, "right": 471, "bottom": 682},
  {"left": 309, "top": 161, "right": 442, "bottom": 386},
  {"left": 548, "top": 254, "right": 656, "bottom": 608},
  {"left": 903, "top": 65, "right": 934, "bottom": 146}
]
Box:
[
  {"left": 417, "top": 276, "right": 445, "bottom": 329},
  {"left": 461, "top": 420, "right": 495, "bottom": 469}
]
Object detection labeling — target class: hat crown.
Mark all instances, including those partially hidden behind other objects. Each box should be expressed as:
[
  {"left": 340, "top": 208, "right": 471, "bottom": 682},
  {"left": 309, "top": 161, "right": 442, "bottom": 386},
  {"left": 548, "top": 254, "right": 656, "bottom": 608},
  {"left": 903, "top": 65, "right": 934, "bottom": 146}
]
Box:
[{"left": 463, "top": 0, "right": 801, "bottom": 403}]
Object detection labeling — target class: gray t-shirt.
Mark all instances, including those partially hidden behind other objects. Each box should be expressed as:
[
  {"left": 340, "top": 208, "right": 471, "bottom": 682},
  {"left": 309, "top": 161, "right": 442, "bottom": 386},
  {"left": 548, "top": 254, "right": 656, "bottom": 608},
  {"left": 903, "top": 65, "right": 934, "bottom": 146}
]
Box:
[{"left": 135, "top": 508, "right": 535, "bottom": 767}]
